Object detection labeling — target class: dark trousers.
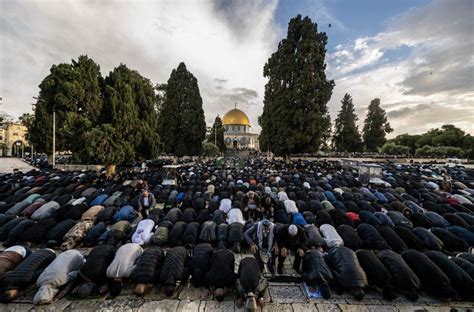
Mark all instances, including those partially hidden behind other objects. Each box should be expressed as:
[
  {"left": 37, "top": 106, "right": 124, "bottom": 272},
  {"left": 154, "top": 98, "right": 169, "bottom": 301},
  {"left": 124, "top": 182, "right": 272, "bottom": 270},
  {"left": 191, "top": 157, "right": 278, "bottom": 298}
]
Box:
[{"left": 254, "top": 251, "right": 275, "bottom": 271}]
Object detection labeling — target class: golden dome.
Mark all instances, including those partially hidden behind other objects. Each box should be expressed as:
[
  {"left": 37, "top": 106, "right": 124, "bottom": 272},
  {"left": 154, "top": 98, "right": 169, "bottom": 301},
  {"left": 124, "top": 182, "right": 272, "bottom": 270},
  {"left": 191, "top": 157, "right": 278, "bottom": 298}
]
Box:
[{"left": 222, "top": 108, "right": 250, "bottom": 126}]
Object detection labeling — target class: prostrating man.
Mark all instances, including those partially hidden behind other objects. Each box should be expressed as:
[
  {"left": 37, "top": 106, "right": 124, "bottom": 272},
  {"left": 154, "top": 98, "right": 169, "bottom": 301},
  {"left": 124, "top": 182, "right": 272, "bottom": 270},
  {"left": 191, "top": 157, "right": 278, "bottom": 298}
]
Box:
[
  {"left": 189, "top": 243, "right": 214, "bottom": 288},
  {"left": 159, "top": 246, "right": 189, "bottom": 296},
  {"left": 33, "top": 249, "right": 85, "bottom": 305},
  {"left": 106, "top": 243, "right": 143, "bottom": 297},
  {"left": 0, "top": 245, "right": 30, "bottom": 283},
  {"left": 377, "top": 249, "right": 421, "bottom": 301},
  {"left": 326, "top": 245, "right": 368, "bottom": 300},
  {"left": 235, "top": 257, "right": 268, "bottom": 311},
  {"left": 1, "top": 249, "right": 56, "bottom": 302},
  {"left": 130, "top": 246, "right": 165, "bottom": 296},
  {"left": 301, "top": 249, "right": 334, "bottom": 299},
  {"left": 72, "top": 245, "right": 116, "bottom": 298},
  {"left": 206, "top": 249, "right": 235, "bottom": 301}
]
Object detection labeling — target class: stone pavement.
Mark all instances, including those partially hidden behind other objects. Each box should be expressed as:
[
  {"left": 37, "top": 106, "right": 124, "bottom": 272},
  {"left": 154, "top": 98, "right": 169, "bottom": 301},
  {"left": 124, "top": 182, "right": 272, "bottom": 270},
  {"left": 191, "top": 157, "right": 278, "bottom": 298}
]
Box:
[
  {"left": 1, "top": 250, "right": 473, "bottom": 312},
  {"left": 0, "top": 158, "right": 36, "bottom": 174},
  {"left": 1, "top": 283, "right": 473, "bottom": 312}
]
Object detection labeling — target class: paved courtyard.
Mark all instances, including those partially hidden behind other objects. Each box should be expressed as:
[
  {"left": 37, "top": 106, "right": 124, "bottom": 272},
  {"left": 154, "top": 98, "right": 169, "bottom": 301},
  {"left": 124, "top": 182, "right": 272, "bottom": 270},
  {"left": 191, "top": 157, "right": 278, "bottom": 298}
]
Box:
[
  {"left": 1, "top": 158, "right": 473, "bottom": 311},
  {"left": 0, "top": 158, "right": 36, "bottom": 174},
  {"left": 1, "top": 249, "right": 473, "bottom": 312}
]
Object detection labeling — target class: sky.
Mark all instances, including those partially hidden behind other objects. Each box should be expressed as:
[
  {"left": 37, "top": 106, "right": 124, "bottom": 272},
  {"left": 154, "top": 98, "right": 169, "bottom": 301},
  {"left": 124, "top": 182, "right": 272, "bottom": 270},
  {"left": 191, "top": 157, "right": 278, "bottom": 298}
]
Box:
[{"left": 1, "top": 0, "right": 473, "bottom": 137}]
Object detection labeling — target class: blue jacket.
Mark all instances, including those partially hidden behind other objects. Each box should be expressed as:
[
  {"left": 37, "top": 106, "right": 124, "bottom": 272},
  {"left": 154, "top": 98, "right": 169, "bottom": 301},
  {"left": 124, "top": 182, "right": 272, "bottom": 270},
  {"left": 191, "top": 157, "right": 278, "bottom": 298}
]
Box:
[
  {"left": 113, "top": 205, "right": 136, "bottom": 223},
  {"left": 90, "top": 194, "right": 109, "bottom": 206},
  {"left": 292, "top": 212, "right": 307, "bottom": 226}
]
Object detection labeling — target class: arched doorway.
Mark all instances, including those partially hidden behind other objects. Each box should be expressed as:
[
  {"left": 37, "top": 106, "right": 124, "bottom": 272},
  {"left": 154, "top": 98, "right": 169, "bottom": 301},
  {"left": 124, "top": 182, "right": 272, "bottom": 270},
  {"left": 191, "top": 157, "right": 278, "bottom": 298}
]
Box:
[
  {"left": 11, "top": 140, "right": 24, "bottom": 158},
  {"left": 232, "top": 138, "right": 238, "bottom": 149}
]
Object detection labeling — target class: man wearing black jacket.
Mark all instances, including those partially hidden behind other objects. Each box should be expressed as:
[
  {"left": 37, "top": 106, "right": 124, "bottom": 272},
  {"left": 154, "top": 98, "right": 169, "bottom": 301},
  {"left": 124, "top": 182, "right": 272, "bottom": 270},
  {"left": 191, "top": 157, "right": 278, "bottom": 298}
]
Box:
[
  {"left": 159, "top": 246, "right": 189, "bottom": 296},
  {"left": 72, "top": 244, "right": 116, "bottom": 298},
  {"left": 236, "top": 257, "right": 268, "bottom": 310},
  {"left": 206, "top": 249, "right": 235, "bottom": 301},
  {"left": 274, "top": 224, "right": 306, "bottom": 274}
]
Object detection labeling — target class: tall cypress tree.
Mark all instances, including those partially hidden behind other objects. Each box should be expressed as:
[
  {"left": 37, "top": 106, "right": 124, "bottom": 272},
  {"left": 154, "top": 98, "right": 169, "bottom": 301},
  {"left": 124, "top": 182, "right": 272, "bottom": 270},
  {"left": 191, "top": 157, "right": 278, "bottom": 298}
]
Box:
[
  {"left": 259, "top": 15, "right": 334, "bottom": 161},
  {"left": 332, "top": 93, "right": 362, "bottom": 152},
  {"left": 362, "top": 98, "right": 393, "bottom": 152},
  {"left": 159, "top": 62, "right": 206, "bottom": 157},
  {"left": 207, "top": 116, "right": 226, "bottom": 153},
  {"left": 76, "top": 64, "right": 160, "bottom": 168}
]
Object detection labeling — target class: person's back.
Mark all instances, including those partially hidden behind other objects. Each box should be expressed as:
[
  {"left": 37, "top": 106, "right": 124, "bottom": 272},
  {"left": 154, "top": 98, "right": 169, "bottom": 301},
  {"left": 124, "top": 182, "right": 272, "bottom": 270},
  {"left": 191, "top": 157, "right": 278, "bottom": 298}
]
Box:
[
  {"left": 190, "top": 243, "right": 213, "bottom": 287},
  {"left": 207, "top": 249, "right": 235, "bottom": 289},
  {"left": 159, "top": 246, "right": 188, "bottom": 296},
  {"left": 106, "top": 243, "right": 143, "bottom": 279},
  {"left": 238, "top": 257, "right": 261, "bottom": 294}
]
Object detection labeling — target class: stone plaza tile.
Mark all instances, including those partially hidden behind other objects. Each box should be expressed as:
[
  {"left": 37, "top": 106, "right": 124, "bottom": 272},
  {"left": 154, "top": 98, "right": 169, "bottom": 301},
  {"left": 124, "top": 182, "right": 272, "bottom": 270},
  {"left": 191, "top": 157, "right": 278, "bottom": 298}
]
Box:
[
  {"left": 316, "top": 303, "right": 342, "bottom": 312},
  {"left": 30, "top": 299, "right": 72, "bottom": 312},
  {"left": 178, "top": 285, "right": 206, "bottom": 300},
  {"left": 395, "top": 306, "right": 428, "bottom": 312},
  {"left": 338, "top": 303, "right": 370, "bottom": 312},
  {"left": 176, "top": 300, "right": 204, "bottom": 312},
  {"left": 292, "top": 302, "right": 318, "bottom": 312},
  {"left": 0, "top": 303, "right": 33, "bottom": 312},
  {"left": 262, "top": 303, "right": 293, "bottom": 312},
  {"left": 65, "top": 299, "right": 103, "bottom": 311},
  {"left": 138, "top": 300, "right": 180, "bottom": 312},
  {"left": 420, "top": 307, "right": 453, "bottom": 312},
  {"left": 203, "top": 300, "right": 235, "bottom": 312},
  {"left": 417, "top": 294, "right": 442, "bottom": 305},
  {"left": 345, "top": 297, "right": 382, "bottom": 305},
  {"left": 97, "top": 297, "right": 144, "bottom": 311},
  {"left": 366, "top": 305, "right": 398, "bottom": 312},
  {"left": 268, "top": 284, "right": 307, "bottom": 303}
]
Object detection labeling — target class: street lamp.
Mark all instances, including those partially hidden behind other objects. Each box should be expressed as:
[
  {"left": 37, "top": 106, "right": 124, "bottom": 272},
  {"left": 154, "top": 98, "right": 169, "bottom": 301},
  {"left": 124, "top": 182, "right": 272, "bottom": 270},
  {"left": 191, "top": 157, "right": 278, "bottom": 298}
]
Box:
[
  {"left": 33, "top": 96, "right": 55, "bottom": 167},
  {"left": 15, "top": 141, "right": 21, "bottom": 158}
]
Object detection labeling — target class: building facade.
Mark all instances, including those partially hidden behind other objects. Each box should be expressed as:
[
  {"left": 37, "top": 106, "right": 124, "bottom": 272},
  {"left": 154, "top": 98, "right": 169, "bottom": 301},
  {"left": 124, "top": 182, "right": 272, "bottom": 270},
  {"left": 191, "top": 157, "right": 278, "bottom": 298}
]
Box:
[
  {"left": 0, "top": 122, "right": 28, "bottom": 157},
  {"left": 222, "top": 107, "right": 259, "bottom": 150}
]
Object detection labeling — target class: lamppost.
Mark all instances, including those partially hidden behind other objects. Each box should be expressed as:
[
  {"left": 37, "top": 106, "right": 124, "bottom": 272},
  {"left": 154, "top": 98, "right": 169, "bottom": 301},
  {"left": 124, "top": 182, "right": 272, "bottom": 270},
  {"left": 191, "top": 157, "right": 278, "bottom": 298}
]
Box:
[
  {"left": 15, "top": 141, "right": 21, "bottom": 158},
  {"left": 33, "top": 97, "right": 55, "bottom": 167}
]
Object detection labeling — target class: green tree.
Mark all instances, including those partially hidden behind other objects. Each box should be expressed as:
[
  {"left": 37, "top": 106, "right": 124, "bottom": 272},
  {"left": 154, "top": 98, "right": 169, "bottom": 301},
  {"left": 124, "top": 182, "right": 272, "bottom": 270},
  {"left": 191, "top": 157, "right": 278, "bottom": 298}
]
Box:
[
  {"left": 60, "top": 56, "right": 103, "bottom": 162},
  {"left": 259, "top": 15, "right": 334, "bottom": 161},
  {"left": 431, "top": 125, "right": 465, "bottom": 148},
  {"left": 155, "top": 83, "right": 167, "bottom": 113},
  {"left": 332, "top": 93, "right": 362, "bottom": 152},
  {"left": 388, "top": 133, "right": 420, "bottom": 154},
  {"left": 207, "top": 116, "right": 226, "bottom": 153},
  {"left": 31, "top": 55, "right": 103, "bottom": 160},
  {"left": 29, "top": 98, "right": 53, "bottom": 155},
  {"left": 100, "top": 64, "right": 160, "bottom": 163},
  {"left": 159, "top": 62, "right": 206, "bottom": 157},
  {"left": 202, "top": 142, "right": 220, "bottom": 157},
  {"left": 381, "top": 142, "right": 411, "bottom": 155},
  {"left": 362, "top": 98, "right": 393, "bottom": 152}
]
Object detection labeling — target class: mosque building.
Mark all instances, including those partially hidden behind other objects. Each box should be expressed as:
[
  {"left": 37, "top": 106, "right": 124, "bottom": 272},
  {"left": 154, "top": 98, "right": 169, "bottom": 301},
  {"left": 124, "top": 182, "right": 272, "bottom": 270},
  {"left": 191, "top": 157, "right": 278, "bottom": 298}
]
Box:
[{"left": 222, "top": 105, "right": 259, "bottom": 150}]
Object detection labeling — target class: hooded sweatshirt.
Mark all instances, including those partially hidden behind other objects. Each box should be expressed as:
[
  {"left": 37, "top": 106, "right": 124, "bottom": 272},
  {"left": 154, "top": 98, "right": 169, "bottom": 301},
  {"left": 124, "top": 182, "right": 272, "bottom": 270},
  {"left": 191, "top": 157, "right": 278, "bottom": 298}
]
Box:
[{"left": 33, "top": 249, "right": 84, "bottom": 304}]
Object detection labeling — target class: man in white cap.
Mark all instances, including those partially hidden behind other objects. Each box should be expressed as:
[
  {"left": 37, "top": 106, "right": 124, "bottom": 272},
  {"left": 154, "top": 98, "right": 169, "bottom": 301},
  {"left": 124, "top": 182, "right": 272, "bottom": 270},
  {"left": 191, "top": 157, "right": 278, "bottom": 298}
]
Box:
[{"left": 274, "top": 224, "right": 307, "bottom": 274}]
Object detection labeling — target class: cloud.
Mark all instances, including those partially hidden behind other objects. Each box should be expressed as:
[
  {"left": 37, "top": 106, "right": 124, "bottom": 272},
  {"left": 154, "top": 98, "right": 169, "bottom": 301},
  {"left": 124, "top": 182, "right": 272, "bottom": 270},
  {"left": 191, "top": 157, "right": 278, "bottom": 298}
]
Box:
[
  {"left": 327, "top": 0, "right": 474, "bottom": 136},
  {"left": 0, "top": 0, "right": 278, "bottom": 130}
]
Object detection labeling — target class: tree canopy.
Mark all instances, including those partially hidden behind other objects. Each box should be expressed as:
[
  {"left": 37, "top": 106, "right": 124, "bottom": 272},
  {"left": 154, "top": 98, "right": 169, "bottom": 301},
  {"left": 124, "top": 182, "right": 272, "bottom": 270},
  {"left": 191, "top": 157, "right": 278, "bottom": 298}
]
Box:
[
  {"left": 362, "top": 98, "right": 392, "bottom": 152},
  {"left": 259, "top": 15, "right": 334, "bottom": 159},
  {"left": 207, "top": 115, "right": 226, "bottom": 153},
  {"left": 159, "top": 62, "right": 206, "bottom": 157},
  {"left": 29, "top": 56, "right": 160, "bottom": 165},
  {"left": 332, "top": 93, "right": 362, "bottom": 152}
]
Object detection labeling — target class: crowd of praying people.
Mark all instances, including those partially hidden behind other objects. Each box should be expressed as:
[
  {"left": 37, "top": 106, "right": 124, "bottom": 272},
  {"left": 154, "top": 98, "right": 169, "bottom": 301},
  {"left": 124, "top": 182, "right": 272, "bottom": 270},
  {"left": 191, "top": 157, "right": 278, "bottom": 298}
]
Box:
[{"left": 0, "top": 158, "right": 473, "bottom": 309}]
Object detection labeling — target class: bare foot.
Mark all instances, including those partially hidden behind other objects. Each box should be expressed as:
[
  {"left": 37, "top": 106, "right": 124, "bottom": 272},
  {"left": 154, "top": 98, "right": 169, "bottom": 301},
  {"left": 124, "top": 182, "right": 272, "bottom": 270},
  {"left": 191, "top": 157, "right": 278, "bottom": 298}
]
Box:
[
  {"left": 236, "top": 298, "right": 243, "bottom": 308},
  {"left": 203, "top": 289, "right": 210, "bottom": 300}
]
